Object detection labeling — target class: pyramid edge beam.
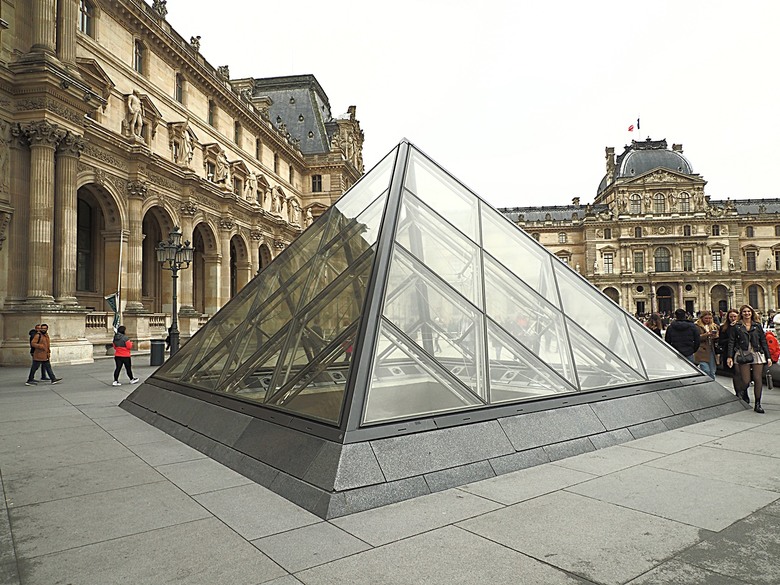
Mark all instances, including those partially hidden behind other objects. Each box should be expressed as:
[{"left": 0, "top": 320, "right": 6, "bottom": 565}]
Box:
[{"left": 120, "top": 376, "right": 746, "bottom": 519}]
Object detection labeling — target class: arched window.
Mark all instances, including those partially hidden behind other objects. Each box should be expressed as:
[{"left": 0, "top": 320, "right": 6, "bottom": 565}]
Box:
[
  {"left": 748, "top": 284, "right": 760, "bottom": 309},
  {"left": 174, "top": 73, "right": 183, "bottom": 103},
  {"left": 79, "top": 0, "right": 94, "bottom": 37},
  {"left": 629, "top": 194, "right": 642, "bottom": 214},
  {"left": 653, "top": 193, "right": 666, "bottom": 214},
  {"left": 133, "top": 40, "right": 144, "bottom": 74},
  {"left": 683, "top": 225, "right": 692, "bottom": 237},
  {"left": 746, "top": 226, "right": 754, "bottom": 238},
  {"left": 634, "top": 226, "right": 642, "bottom": 238},
  {"left": 558, "top": 232, "right": 567, "bottom": 244},
  {"left": 679, "top": 192, "right": 691, "bottom": 213},
  {"left": 654, "top": 247, "right": 671, "bottom": 272},
  {"left": 77, "top": 199, "right": 93, "bottom": 291},
  {"left": 604, "top": 228, "right": 612, "bottom": 239}
]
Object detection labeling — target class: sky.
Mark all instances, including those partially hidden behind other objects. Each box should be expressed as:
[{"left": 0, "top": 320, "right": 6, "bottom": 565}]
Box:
[{"left": 165, "top": 0, "right": 780, "bottom": 209}]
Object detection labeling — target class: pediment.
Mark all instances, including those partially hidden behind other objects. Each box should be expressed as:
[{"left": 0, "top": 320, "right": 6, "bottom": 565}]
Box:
[
  {"left": 625, "top": 168, "right": 704, "bottom": 185},
  {"left": 76, "top": 58, "right": 113, "bottom": 106}
]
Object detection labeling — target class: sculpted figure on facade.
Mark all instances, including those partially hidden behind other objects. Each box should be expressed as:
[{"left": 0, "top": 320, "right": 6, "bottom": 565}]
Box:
[
  {"left": 126, "top": 90, "right": 144, "bottom": 141},
  {"left": 728, "top": 257, "right": 735, "bottom": 271},
  {"left": 183, "top": 129, "right": 194, "bottom": 166},
  {"left": 244, "top": 171, "right": 257, "bottom": 201},
  {"left": 767, "top": 257, "right": 773, "bottom": 271},
  {"left": 214, "top": 150, "right": 230, "bottom": 186},
  {"left": 0, "top": 120, "right": 9, "bottom": 194},
  {"left": 190, "top": 36, "right": 201, "bottom": 51},
  {"left": 304, "top": 207, "right": 313, "bottom": 227},
  {"left": 289, "top": 198, "right": 301, "bottom": 225}
]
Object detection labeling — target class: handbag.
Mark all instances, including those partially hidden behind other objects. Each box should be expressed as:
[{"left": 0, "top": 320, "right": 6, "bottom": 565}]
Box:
[{"left": 735, "top": 348, "right": 754, "bottom": 364}]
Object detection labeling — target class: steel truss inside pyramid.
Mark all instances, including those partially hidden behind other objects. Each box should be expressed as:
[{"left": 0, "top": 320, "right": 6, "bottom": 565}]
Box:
[{"left": 123, "top": 141, "right": 741, "bottom": 518}]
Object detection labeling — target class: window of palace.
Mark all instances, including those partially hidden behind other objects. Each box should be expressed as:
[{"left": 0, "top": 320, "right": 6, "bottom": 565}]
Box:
[
  {"left": 654, "top": 247, "right": 671, "bottom": 272},
  {"left": 273, "top": 153, "right": 279, "bottom": 174},
  {"left": 775, "top": 225, "right": 780, "bottom": 237},
  {"left": 207, "top": 100, "right": 216, "bottom": 127},
  {"left": 630, "top": 194, "right": 641, "bottom": 214},
  {"left": 603, "top": 252, "right": 614, "bottom": 274},
  {"left": 633, "top": 251, "right": 644, "bottom": 273},
  {"left": 634, "top": 226, "right": 642, "bottom": 238},
  {"left": 174, "top": 73, "right": 184, "bottom": 103},
  {"left": 683, "top": 250, "right": 693, "bottom": 272},
  {"left": 133, "top": 40, "right": 146, "bottom": 75},
  {"left": 683, "top": 225, "right": 692, "bottom": 237},
  {"left": 653, "top": 193, "right": 666, "bottom": 214},
  {"left": 556, "top": 254, "right": 570, "bottom": 265},
  {"left": 711, "top": 249, "right": 722, "bottom": 271},
  {"left": 79, "top": 0, "right": 95, "bottom": 37},
  {"left": 679, "top": 192, "right": 691, "bottom": 213},
  {"left": 603, "top": 228, "right": 612, "bottom": 239},
  {"left": 558, "top": 232, "right": 567, "bottom": 244},
  {"left": 749, "top": 285, "right": 760, "bottom": 309},
  {"left": 77, "top": 199, "right": 93, "bottom": 291},
  {"left": 776, "top": 250, "right": 780, "bottom": 270},
  {"left": 746, "top": 226, "right": 754, "bottom": 238},
  {"left": 289, "top": 164, "right": 294, "bottom": 185},
  {"left": 312, "top": 174, "right": 322, "bottom": 193},
  {"left": 233, "top": 177, "right": 243, "bottom": 196},
  {"left": 746, "top": 250, "right": 757, "bottom": 271},
  {"left": 206, "top": 161, "right": 216, "bottom": 181},
  {"left": 234, "top": 121, "right": 242, "bottom": 146},
  {"left": 255, "top": 138, "right": 262, "bottom": 161},
  {"left": 712, "top": 224, "right": 720, "bottom": 236}
]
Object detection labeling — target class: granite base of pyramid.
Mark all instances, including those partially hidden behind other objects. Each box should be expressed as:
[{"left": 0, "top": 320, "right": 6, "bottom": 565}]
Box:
[{"left": 120, "top": 376, "right": 745, "bottom": 519}]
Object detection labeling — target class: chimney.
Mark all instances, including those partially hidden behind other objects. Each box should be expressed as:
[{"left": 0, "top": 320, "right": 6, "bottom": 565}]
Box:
[
  {"left": 572, "top": 197, "right": 580, "bottom": 206},
  {"left": 672, "top": 143, "right": 683, "bottom": 152}
]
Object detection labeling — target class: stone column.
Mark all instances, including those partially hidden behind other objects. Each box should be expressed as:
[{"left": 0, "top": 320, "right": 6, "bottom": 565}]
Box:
[
  {"left": 31, "top": 0, "right": 57, "bottom": 54},
  {"left": 53, "top": 132, "right": 84, "bottom": 305},
  {"left": 125, "top": 181, "right": 147, "bottom": 312},
  {"left": 5, "top": 123, "right": 31, "bottom": 303},
  {"left": 178, "top": 209, "right": 196, "bottom": 314},
  {"left": 250, "top": 232, "right": 261, "bottom": 274},
  {"left": 219, "top": 218, "right": 233, "bottom": 308},
  {"left": 57, "top": 0, "right": 78, "bottom": 67},
  {"left": 204, "top": 254, "right": 221, "bottom": 315},
  {"left": 25, "top": 121, "right": 61, "bottom": 303}
]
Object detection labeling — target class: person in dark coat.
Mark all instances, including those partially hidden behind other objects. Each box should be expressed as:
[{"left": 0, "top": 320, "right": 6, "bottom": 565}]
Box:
[
  {"left": 28, "top": 324, "right": 50, "bottom": 381},
  {"left": 727, "top": 305, "right": 773, "bottom": 414},
  {"left": 664, "top": 308, "right": 700, "bottom": 362},
  {"left": 26, "top": 324, "right": 62, "bottom": 385}
]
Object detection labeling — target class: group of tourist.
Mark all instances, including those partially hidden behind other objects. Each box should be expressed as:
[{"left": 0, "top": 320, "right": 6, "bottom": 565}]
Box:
[{"left": 651, "top": 305, "right": 776, "bottom": 414}]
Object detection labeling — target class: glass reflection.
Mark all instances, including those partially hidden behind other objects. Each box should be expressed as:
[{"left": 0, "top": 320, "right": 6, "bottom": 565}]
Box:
[{"left": 627, "top": 317, "right": 701, "bottom": 379}]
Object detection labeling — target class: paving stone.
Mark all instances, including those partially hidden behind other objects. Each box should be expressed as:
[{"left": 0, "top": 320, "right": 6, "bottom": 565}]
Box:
[
  {"left": 682, "top": 418, "right": 763, "bottom": 437},
  {"left": 459, "top": 461, "right": 594, "bottom": 506},
  {"left": 194, "top": 482, "right": 319, "bottom": 540},
  {"left": 488, "top": 446, "right": 550, "bottom": 475},
  {"left": 0, "top": 424, "right": 112, "bottom": 455},
  {"left": 553, "top": 444, "right": 662, "bottom": 476},
  {"left": 296, "top": 525, "right": 588, "bottom": 585},
  {"left": 678, "top": 512, "right": 780, "bottom": 584},
  {"left": 543, "top": 436, "right": 595, "bottom": 461},
  {"left": 17, "top": 517, "right": 284, "bottom": 585},
  {"left": 9, "top": 481, "right": 210, "bottom": 558},
  {"left": 625, "top": 559, "right": 748, "bottom": 584},
  {"left": 3, "top": 455, "right": 163, "bottom": 506},
  {"left": 252, "top": 521, "right": 370, "bottom": 572},
  {"left": 155, "top": 456, "right": 253, "bottom": 495},
  {"left": 625, "top": 429, "right": 716, "bottom": 454},
  {"left": 0, "top": 413, "right": 92, "bottom": 437},
  {"left": 331, "top": 488, "right": 501, "bottom": 547},
  {"left": 566, "top": 465, "right": 777, "bottom": 531},
  {"left": 126, "top": 438, "right": 207, "bottom": 467},
  {"left": 459, "top": 490, "right": 704, "bottom": 585},
  {"left": 0, "top": 438, "right": 132, "bottom": 474},
  {"left": 708, "top": 430, "right": 780, "bottom": 459}
]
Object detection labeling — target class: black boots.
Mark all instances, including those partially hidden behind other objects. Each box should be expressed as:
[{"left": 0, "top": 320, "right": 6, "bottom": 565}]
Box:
[{"left": 754, "top": 403, "right": 764, "bottom": 414}]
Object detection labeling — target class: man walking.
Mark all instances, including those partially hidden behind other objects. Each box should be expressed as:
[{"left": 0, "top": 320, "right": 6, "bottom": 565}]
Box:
[
  {"left": 664, "top": 309, "right": 701, "bottom": 363},
  {"left": 28, "top": 324, "right": 50, "bottom": 381},
  {"left": 26, "top": 324, "right": 62, "bottom": 385}
]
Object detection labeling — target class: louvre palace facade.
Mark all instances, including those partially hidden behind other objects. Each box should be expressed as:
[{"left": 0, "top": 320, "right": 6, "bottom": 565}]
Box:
[
  {"left": 0, "top": 0, "right": 363, "bottom": 365},
  {"left": 501, "top": 138, "right": 780, "bottom": 319}
]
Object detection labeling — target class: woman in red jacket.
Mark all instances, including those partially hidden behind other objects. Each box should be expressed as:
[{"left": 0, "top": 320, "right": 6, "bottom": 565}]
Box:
[{"left": 112, "top": 325, "right": 139, "bottom": 386}]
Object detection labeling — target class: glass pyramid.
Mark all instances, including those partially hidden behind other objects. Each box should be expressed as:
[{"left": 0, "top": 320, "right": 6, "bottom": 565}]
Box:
[{"left": 152, "top": 141, "right": 702, "bottom": 436}]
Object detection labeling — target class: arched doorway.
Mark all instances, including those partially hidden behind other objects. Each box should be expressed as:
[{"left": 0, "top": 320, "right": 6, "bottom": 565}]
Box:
[
  {"left": 603, "top": 287, "right": 619, "bottom": 304},
  {"left": 141, "top": 207, "right": 174, "bottom": 313},
  {"left": 258, "top": 244, "right": 272, "bottom": 272},
  {"left": 710, "top": 284, "right": 730, "bottom": 314},
  {"left": 229, "top": 234, "right": 251, "bottom": 298},
  {"left": 192, "top": 222, "right": 218, "bottom": 315},
  {"left": 656, "top": 285, "right": 674, "bottom": 315},
  {"left": 747, "top": 284, "right": 764, "bottom": 311}
]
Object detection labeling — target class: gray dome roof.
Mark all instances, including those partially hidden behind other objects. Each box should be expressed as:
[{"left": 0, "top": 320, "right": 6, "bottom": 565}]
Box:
[{"left": 598, "top": 138, "right": 694, "bottom": 195}]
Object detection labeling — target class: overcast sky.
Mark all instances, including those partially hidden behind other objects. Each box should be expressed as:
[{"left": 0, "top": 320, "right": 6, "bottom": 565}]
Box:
[{"left": 165, "top": 0, "right": 780, "bottom": 209}]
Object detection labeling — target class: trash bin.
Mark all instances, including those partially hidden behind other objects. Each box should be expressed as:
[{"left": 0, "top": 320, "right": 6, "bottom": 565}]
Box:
[{"left": 150, "top": 339, "right": 166, "bottom": 366}]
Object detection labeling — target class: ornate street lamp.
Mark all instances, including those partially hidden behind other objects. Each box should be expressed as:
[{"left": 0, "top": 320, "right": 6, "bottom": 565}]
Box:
[{"left": 155, "top": 227, "right": 193, "bottom": 356}]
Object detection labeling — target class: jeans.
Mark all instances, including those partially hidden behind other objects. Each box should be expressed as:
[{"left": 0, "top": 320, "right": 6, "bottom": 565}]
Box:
[
  {"left": 28, "top": 360, "right": 55, "bottom": 382},
  {"left": 697, "top": 353, "right": 717, "bottom": 379},
  {"left": 114, "top": 356, "right": 134, "bottom": 381}
]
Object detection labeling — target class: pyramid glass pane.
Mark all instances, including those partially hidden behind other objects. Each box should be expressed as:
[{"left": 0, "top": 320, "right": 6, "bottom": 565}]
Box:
[
  {"left": 627, "top": 317, "right": 702, "bottom": 379},
  {"left": 554, "top": 261, "right": 643, "bottom": 374},
  {"left": 483, "top": 254, "right": 575, "bottom": 384},
  {"left": 334, "top": 146, "right": 396, "bottom": 219},
  {"left": 566, "top": 317, "right": 645, "bottom": 389},
  {"left": 363, "top": 319, "right": 483, "bottom": 424},
  {"left": 404, "top": 149, "right": 479, "bottom": 243},
  {"left": 383, "top": 247, "right": 487, "bottom": 401},
  {"left": 396, "top": 191, "right": 483, "bottom": 308},
  {"left": 486, "top": 319, "right": 577, "bottom": 402},
  {"left": 480, "top": 203, "right": 559, "bottom": 307}
]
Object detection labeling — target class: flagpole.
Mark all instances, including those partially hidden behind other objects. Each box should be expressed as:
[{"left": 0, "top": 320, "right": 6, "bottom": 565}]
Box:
[
  {"left": 116, "top": 231, "right": 123, "bottom": 328},
  {"left": 637, "top": 115, "right": 641, "bottom": 141}
]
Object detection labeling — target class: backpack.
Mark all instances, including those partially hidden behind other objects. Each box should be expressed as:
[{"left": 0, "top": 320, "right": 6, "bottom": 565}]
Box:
[
  {"left": 766, "top": 331, "right": 780, "bottom": 363},
  {"left": 29, "top": 330, "right": 40, "bottom": 356}
]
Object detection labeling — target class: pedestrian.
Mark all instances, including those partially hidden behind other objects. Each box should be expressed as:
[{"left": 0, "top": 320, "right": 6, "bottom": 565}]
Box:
[
  {"left": 112, "top": 325, "right": 139, "bottom": 386},
  {"left": 26, "top": 324, "right": 62, "bottom": 385},
  {"left": 727, "top": 304, "right": 772, "bottom": 414},
  {"left": 664, "top": 308, "right": 700, "bottom": 362},
  {"left": 645, "top": 313, "right": 663, "bottom": 336},
  {"left": 693, "top": 310, "right": 718, "bottom": 379},
  {"left": 28, "top": 324, "right": 50, "bottom": 381},
  {"left": 717, "top": 308, "right": 741, "bottom": 396}
]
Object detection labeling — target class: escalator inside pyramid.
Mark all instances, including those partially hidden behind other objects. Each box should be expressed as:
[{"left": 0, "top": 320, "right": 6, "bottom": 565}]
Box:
[{"left": 122, "top": 140, "right": 742, "bottom": 519}]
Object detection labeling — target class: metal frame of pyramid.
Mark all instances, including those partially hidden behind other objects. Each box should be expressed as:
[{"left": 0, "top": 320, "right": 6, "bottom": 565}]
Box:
[{"left": 122, "top": 140, "right": 744, "bottom": 518}]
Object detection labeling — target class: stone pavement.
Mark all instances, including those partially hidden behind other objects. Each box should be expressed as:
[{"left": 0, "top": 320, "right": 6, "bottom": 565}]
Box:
[{"left": 1, "top": 360, "right": 779, "bottom": 585}]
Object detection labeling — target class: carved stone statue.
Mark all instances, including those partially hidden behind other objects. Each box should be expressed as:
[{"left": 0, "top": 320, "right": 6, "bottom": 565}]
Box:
[
  {"left": 728, "top": 258, "right": 735, "bottom": 271},
  {"left": 126, "top": 90, "right": 144, "bottom": 140},
  {"left": 273, "top": 190, "right": 284, "bottom": 214},
  {"left": 289, "top": 198, "right": 301, "bottom": 225},
  {"left": 767, "top": 257, "right": 773, "bottom": 271},
  {"left": 304, "top": 208, "right": 313, "bottom": 227},
  {"left": 214, "top": 150, "right": 230, "bottom": 186},
  {"left": 183, "top": 130, "right": 194, "bottom": 166},
  {"left": 190, "top": 36, "right": 201, "bottom": 51},
  {"left": 593, "top": 259, "right": 598, "bottom": 274},
  {"left": 244, "top": 171, "right": 257, "bottom": 201}
]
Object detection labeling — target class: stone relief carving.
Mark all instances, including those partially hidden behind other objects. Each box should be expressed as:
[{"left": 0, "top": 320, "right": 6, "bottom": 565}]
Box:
[
  {"left": 0, "top": 208, "right": 11, "bottom": 250},
  {"left": 190, "top": 36, "right": 201, "bottom": 51},
  {"left": 180, "top": 200, "right": 198, "bottom": 216},
  {"left": 152, "top": 0, "right": 167, "bottom": 18},
  {"left": 83, "top": 144, "right": 128, "bottom": 170},
  {"left": 214, "top": 149, "right": 231, "bottom": 187},
  {"left": 125, "top": 90, "right": 144, "bottom": 142},
  {"left": 24, "top": 120, "right": 63, "bottom": 148},
  {"left": 219, "top": 217, "right": 234, "bottom": 231},
  {"left": 250, "top": 230, "right": 263, "bottom": 241},
  {"left": 149, "top": 172, "right": 177, "bottom": 190},
  {"left": 57, "top": 132, "right": 85, "bottom": 158},
  {"left": 16, "top": 98, "right": 83, "bottom": 125},
  {"left": 126, "top": 180, "right": 148, "bottom": 199},
  {"left": 244, "top": 171, "right": 257, "bottom": 201},
  {"left": 304, "top": 208, "right": 314, "bottom": 227},
  {"left": 0, "top": 120, "right": 9, "bottom": 194},
  {"left": 217, "top": 66, "right": 230, "bottom": 80}
]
